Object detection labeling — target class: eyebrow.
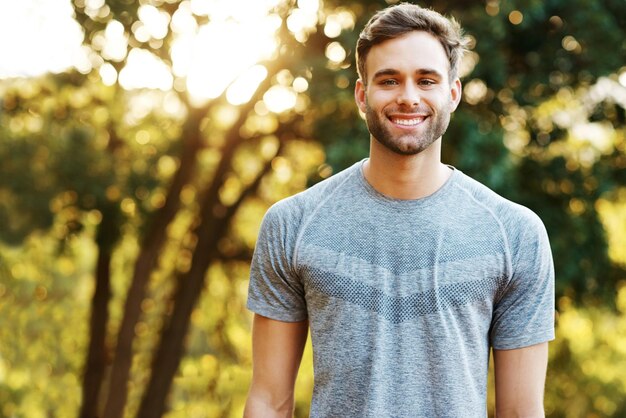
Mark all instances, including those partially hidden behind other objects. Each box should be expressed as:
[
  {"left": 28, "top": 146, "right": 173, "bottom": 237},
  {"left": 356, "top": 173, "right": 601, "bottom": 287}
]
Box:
[
  {"left": 372, "top": 68, "right": 444, "bottom": 80},
  {"left": 372, "top": 68, "right": 400, "bottom": 79}
]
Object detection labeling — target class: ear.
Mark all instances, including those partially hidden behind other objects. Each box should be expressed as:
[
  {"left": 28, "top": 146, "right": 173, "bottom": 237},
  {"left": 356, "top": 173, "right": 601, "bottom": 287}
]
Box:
[
  {"left": 449, "top": 78, "right": 462, "bottom": 111},
  {"left": 355, "top": 78, "right": 368, "bottom": 114}
]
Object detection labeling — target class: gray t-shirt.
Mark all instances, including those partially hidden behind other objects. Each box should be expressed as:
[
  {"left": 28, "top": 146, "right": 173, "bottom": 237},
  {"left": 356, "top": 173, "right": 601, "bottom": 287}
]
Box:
[{"left": 247, "top": 160, "right": 555, "bottom": 417}]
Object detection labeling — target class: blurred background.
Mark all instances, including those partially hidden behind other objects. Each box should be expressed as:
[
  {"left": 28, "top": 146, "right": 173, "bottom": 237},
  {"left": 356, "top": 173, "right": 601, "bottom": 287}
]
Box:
[{"left": 0, "top": 0, "right": 625, "bottom": 417}]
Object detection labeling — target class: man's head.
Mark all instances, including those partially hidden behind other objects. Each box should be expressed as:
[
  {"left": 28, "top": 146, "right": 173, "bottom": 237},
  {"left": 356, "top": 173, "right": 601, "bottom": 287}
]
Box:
[
  {"left": 356, "top": 3, "right": 468, "bottom": 84},
  {"left": 354, "top": 3, "right": 468, "bottom": 156}
]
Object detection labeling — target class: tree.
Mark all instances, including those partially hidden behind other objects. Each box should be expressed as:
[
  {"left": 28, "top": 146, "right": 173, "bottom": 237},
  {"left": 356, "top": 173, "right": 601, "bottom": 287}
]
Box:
[
  {"left": 67, "top": 1, "right": 330, "bottom": 416},
  {"left": 2, "top": 0, "right": 325, "bottom": 415}
]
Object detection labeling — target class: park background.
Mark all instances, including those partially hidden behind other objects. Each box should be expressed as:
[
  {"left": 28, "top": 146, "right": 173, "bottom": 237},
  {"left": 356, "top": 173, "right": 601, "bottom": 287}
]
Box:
[{"left": 0, "top": 0, "right": 625, "bottom": 416}]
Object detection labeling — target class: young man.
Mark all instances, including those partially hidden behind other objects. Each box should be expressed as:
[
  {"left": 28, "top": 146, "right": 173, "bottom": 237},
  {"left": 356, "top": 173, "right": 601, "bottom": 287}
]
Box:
[{"left": 245, "top": 3, "right": 555, "bottom": 417}]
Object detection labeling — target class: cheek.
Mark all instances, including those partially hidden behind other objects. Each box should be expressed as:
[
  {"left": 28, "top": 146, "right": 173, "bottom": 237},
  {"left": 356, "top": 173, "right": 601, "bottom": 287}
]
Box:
[
  {"left": 424, "top": 91, "right": 450, "bottom": 109},
  {"left": 368, "top": 91, "right": 393, "bottom": 109}
]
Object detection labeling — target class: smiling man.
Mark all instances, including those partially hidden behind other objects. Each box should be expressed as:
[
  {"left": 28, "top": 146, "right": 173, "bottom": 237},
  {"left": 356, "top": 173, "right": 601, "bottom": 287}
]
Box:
[{"left": 244, "top": 3, "right": 555, "bottom": 418}]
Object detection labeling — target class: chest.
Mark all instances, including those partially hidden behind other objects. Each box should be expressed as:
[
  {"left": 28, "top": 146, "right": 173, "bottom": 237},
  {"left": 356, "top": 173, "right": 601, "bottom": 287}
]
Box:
[{"left": 294, "top": 212, "right": 509, "bottom": 324}]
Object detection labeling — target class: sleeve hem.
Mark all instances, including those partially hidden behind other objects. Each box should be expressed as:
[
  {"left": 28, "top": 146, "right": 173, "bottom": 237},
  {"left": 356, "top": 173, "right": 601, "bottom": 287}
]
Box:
[
  {"left": 247, "top": 299, "right": 308, "bottom": 323},
  {"left": 492, "top": 330, "right": 555, "bottom": 350}
]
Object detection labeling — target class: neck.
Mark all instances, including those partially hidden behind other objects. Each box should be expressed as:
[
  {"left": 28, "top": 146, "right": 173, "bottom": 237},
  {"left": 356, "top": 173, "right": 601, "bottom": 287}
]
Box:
[{"left": 363, "top": 137, "right": 452, "bottom": 200}]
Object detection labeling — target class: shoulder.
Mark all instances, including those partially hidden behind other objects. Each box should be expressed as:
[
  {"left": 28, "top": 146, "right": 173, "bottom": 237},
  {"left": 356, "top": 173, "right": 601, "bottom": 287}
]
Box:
[
  {"left": 263, "top": 162, "right": 361, "bottom": 232},
  {"left": 265, "top": 160, "right": 362, "bottom": 223},
  {"left": 453, "top": 170, "right": 543, "bottom": 223},
  {"left": 451, "top": 170, "right": 548, "bottom": 244}
]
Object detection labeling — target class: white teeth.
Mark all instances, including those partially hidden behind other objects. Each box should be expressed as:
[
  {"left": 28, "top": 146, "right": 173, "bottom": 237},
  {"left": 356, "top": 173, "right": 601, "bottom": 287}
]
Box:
[{"left": 391, "top": 117, "right": 424, "bottom": 126}]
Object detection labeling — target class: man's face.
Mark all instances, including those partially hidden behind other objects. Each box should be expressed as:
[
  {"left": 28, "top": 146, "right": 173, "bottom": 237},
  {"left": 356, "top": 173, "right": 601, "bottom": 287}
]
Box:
[{"left": 355, "top": 31, "right": 462, "bottom": 155}]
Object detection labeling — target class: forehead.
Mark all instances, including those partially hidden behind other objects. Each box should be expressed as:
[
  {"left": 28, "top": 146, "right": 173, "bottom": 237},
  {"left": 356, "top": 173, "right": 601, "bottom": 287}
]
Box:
[{"left": 365, "top": 31, "right": 450, "bottom": 82}]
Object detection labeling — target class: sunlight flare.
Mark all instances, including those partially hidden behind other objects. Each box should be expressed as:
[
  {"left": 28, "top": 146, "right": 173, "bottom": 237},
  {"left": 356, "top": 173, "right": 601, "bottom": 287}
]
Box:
[{"left": 0, "top": 0, "right": 85, "bottom": 78}]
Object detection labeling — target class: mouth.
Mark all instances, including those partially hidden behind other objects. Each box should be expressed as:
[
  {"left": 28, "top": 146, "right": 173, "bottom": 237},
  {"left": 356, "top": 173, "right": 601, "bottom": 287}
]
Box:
[{"left": 388, "top": 114, "right": 428, "bottom": 127}]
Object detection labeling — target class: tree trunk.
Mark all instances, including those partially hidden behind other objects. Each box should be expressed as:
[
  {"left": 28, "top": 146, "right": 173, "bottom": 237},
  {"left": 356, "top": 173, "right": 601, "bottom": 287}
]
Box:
[
  {"left": 135, "top": 147, "right": 276, "bottom": 418},
  {"left": 136, "top": 235, "right": 219, "bottom": 418},
  {"left": 79, "top": 217, "right": 115, "bottom": 418},
  {"left": 104, "top": 64, "right": 279, "bottom": 417},
  {"left": 102, "top": 109, "right": 205, "bottom": 418}
]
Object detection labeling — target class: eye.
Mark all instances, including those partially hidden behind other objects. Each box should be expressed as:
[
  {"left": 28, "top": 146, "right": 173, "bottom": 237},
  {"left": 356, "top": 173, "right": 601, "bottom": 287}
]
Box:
[
  {"left": 380, "top": 79, "right": 399, "bottom": 86},
  {"left": 418, "top": 79, "right": 436, "bottom": 87}
]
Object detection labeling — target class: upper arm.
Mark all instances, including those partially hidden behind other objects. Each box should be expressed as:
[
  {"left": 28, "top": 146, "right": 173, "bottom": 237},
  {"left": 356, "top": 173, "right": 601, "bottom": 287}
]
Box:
[
  {"left": 247, "top": 205, "right": 307, "bottom": 322},
  {"left": 491, "top": 211, "right": 555, "bottom": 350},
  {"left": 244, "top": 314, "right": 308, "bottom": 417},
  {"left": 493, "top": 342, "right": 548, "bottom": 418}
]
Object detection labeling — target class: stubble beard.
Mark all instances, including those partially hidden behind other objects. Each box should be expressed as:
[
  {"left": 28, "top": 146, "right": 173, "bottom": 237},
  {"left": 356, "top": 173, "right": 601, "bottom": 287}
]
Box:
[{"left": 365, "top": 102, "right": 452, "bottom": 156}]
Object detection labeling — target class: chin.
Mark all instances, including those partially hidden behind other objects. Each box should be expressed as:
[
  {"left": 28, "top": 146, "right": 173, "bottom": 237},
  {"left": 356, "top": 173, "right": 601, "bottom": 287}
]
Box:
[{"left": 384, "top": 137, "right": 436, "bottom": 156}]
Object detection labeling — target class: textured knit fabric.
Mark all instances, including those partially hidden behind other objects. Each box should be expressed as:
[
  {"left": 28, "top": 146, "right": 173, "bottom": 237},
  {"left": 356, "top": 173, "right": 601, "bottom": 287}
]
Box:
[{"left": 247, "top": 160, "right": 555, "bottom": 418}]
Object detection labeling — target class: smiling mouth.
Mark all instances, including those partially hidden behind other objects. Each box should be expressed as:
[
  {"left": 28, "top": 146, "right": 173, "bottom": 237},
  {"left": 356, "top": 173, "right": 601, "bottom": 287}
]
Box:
[{"left": 389, "top": 116, "right": 427, "bottom": 126}]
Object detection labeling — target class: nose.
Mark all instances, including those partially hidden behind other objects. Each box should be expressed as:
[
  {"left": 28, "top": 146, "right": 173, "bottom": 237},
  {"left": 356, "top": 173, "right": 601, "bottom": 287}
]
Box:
[{"left": 396, "top": 83, "right": 421, "bottom": 107}]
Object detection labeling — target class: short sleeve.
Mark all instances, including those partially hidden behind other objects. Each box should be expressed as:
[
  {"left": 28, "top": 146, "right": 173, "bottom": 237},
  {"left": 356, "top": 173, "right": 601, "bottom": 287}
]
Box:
[
  {"left": 247, "top": 204, "right": 308, "bottom": 322},
  {"left": 490, "top": 211, "right": 555, "bottom": 350}
]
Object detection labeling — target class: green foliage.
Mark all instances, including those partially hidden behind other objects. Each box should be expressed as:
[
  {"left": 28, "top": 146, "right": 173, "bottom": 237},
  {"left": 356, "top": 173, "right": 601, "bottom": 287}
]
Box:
[
  {"left": 0, "top": 130, "right": 56, "bottom": 244},
  {"left": 0, "top": 233, "right": 94, "bottom": 417},
  {"left": 545, "top": 290, "right": 626, "bottom": 417}
]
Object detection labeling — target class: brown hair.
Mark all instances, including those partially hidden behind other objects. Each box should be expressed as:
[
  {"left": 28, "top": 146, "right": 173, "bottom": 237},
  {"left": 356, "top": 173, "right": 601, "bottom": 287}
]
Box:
[{"left": 356, "top": 2, "right": 468, "bottom": 83}]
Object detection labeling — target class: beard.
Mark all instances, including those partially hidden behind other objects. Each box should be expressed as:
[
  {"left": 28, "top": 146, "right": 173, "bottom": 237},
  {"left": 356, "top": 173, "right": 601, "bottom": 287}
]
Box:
[{"left": 365, "top": 102, "right": 452, "bottom": 156}]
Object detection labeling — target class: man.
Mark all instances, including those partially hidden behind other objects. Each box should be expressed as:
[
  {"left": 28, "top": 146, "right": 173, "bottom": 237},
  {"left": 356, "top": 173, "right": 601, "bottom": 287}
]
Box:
[{"left": 245, "top": 3, "right": 555, "bottom": 417}]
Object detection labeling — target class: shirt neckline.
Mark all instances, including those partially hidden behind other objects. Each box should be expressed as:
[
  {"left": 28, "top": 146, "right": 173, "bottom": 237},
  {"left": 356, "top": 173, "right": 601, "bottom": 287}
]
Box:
[{"left": 355, "top": 158, "right": 459, "bottom": 210}]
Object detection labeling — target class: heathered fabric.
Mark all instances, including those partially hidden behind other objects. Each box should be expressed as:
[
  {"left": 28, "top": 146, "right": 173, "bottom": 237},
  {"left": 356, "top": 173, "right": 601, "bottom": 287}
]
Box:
[{"left": 247, "top": 160, "right": 555, "bottom": 417}]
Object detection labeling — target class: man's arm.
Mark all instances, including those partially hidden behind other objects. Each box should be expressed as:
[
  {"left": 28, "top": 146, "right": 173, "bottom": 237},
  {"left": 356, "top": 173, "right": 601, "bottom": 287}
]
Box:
[
  {"left": 244, "top": 314, "right": 308, "bottom": 418},
  {"left": 493, "top": 342, "right": 549, "bottom": 418}
]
